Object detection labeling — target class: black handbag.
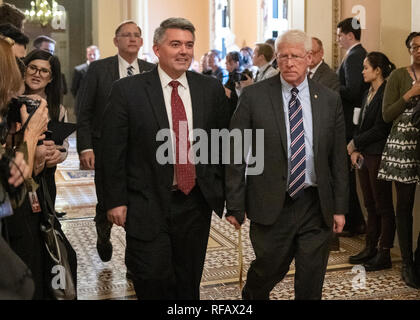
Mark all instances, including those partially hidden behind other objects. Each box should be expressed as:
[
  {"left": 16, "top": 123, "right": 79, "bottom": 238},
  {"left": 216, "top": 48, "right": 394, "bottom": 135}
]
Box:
[{"left": 38, "top": 172, "right": 77, "bottom": 300}]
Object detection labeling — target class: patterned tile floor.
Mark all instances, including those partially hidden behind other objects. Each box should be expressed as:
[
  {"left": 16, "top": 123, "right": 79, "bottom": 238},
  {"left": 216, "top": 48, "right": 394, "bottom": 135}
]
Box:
[{"left": 56, "top": 136, "right": 420, "bottom": 300}]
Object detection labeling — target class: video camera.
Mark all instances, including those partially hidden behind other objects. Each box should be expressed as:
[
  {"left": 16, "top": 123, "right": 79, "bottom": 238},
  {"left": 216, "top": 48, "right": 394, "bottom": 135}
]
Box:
[
  {"left": 7, "top": 96, "right": 41, "bottom": 124},
  {"left": 232, "top": 69, "right": 254, "bottom": 83}
]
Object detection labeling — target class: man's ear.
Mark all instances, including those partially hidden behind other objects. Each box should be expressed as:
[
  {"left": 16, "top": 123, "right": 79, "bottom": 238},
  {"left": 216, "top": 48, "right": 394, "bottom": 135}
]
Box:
[
  {"left": 113, "top": 37, "right": 118, "bottom": 48},
  {"left": 153, "top": 44, "right": 160, "bottom": 59}
]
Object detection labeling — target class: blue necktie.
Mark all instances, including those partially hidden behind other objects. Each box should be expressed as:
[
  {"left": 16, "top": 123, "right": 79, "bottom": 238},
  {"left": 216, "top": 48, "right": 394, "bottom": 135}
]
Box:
[
  {"left": 127, "top": 66, "right": 134, "bottom": 76},
  {"left": 288, "top": 87, "right": 306, "bottom": 199}
]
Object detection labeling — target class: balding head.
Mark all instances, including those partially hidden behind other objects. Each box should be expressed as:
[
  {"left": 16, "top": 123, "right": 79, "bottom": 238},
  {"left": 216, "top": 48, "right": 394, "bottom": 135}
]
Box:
[{"left": 310, "top": 37, "right": 324, "bottom": 69}]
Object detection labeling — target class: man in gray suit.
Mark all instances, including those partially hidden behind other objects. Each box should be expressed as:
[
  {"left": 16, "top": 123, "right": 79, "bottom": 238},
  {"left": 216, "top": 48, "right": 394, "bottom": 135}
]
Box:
[
  {"left": 309, "top": 37, "right": 340, "bottom": 92},
  {"left": 77, "top": 20, "right": 155, "bottom": 262},
  {"left": 225, "top": 30, "right": 348, "bottom": 300}
]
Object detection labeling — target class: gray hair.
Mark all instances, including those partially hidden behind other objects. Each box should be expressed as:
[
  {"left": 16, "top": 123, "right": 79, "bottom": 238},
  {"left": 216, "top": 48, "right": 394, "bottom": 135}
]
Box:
[
  {"left": 153, "top": 17, "right": 196, "bottom": 45},
  {"left": 275, "top": 29, "right": 312, "bottom": 53}
]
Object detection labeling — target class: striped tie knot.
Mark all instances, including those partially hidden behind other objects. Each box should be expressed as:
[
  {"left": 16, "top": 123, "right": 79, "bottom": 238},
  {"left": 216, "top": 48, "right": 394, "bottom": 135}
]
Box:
[
  {"left": 127, "top": 66, "right": 134, "bottom": 76},
  {"left": 291, "top": 87, "right": 299, "bottom": 97}
]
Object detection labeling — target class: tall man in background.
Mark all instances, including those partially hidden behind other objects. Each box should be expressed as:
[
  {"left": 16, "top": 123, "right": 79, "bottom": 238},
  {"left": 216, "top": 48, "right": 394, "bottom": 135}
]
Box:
[
  {"left": 76, "top": 20, "right": 155, "bottom": 263},
  {"left": 336, "top": 17, "right": 368, "bottom": 236}
]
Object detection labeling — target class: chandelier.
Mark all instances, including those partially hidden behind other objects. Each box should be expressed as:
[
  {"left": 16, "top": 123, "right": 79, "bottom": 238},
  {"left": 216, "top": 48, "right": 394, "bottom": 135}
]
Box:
[{"left": 24, "top": 0, "right": 63, "bottom": 27}]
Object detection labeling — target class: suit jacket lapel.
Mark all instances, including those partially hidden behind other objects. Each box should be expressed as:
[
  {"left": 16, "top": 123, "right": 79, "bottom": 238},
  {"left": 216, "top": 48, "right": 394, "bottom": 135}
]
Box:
[
  {"left": 269, "top": 77, "right": 288, "bottom": 156},
  {"left": 186, "top": 72, "right": 205, "bottom": 131},
  {"left": 308, "top": 80, "right": 321, "bottom": 158},
  {"left": 145, "top": 68, "right": 170, "bottom": 130},
  {"left": 110, "top": 55, "right": 120, "bottom": 81}
]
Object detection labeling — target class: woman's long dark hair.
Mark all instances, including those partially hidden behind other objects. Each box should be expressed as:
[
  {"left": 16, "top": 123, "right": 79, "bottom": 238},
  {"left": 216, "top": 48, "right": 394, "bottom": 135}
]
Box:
[
  {"left": 366, "top": 51, "right": 396, "bottom": 79},
  {"left": 23, "top": 49, "right": 61, "bottom": 121}
]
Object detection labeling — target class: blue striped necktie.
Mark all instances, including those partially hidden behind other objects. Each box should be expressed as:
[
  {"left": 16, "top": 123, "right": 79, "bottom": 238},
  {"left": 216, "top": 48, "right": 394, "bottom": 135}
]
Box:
[
  {"left": 288, "top": 87, "right": 306, "bottom": 199},
  {"left": 127, "top": 66, "right": 134, "bottom": 76}
]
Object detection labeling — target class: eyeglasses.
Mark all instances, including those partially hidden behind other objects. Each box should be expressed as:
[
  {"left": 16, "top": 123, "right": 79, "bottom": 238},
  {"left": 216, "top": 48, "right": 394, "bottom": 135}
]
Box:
[
  {"left": 410, "top": 45, "right": 420, "bottom": 53},
  {"left": 117, "top": 32, "right": 142, "bottom": 39},
  {"left": 0, "top": 34, "right": 15, "bottom": 46},
  {"left": 26, "top": 64, "right": 52, "bottom": 78},
  {"left": 278, "top": 53, "right": 308, "bottom": 62}
]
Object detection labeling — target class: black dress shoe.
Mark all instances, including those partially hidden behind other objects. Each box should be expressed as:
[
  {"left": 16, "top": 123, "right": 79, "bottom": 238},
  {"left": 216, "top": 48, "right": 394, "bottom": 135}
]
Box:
[
  {"left": 97, "top": 240, "right": 113, "bottom": 262},
  {"left": 401, "top": 264, "right": 420, "bottom": 289},
  {"left": 56, "top": 211, "right": 67, "bottom": 218},
  {"left": 363, "top": 249, "right": 392, "bottom": 272},
  {"left": 349, "top": 246, "right": 377, "bottom": 264}
]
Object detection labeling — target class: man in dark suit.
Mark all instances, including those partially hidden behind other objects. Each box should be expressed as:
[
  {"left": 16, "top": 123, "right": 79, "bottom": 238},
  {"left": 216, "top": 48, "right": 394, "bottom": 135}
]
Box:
[
  {"left": 76, "top": 20, "right": 155, "bottom": 263},
  {"left": 225, "top": 30, "right": 348, "bottom": 300},
  {"left": 100, "top": 18, "right": 229, "bottom": 300},
  {"left": 337, "top": 18, "right": 369, "bottom": 236},
  {"left": 309, "top": 37, "right": 341, "bottom": 251},
  {"left": 309, "top": 37, "right": 340, "bottom": 92},
  {"left": 71, "top": 45, "right": 100, "bottom": 101}
]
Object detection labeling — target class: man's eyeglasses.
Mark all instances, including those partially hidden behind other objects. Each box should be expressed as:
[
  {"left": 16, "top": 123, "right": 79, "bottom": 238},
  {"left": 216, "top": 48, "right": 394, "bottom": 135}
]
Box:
[
  {"left": 410, "top": 45, "right": 420, "bottom": 53},
  {"left": 278, "top": 53, "right": 308, "bottom": 62},
  {"left": 26, "top": 64, "right": 52, "bottom": 78},
  {"left": 117, "top": 33, "right": 142, "bottom": 39}
]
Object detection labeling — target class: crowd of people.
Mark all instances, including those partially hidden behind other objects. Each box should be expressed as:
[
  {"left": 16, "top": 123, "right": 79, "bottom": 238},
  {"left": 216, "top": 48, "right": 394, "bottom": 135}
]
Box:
[{"left": 1, "top": 1, "right": 420, "bottom": 301}]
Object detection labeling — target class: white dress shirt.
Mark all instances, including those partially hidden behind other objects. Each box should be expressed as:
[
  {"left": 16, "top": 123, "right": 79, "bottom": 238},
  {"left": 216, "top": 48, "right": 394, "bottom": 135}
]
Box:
[
  {"left": 118, "top": 55, "right": 140, "bottom": 78},
  {"left": 280, "top": 75, "right": 317, "bottom": 188},
  {"left": 157, "top": 65, "right": 194, "bottom": 185}
]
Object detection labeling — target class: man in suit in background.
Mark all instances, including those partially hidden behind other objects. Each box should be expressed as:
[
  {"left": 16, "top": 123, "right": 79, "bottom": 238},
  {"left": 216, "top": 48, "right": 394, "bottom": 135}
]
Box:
[
  {"left": 225, "top": 30, "right": 348, "bottom": 300},
  {"left": 76, "top": 20, "right": 155, "bottom": 263},
  {"left": 101, "top": 17, "right": 229, "bottom": 300},
  {"left": 240, "top": 42, "right": 279, "bottom": 90},
  {"left": 71, "top": 45, "right": 100, "bottom": 102},
  {"left": 309, "top": 37, "right": 341, "bottom": 252},
  {"left": 309, "top": 37, "right": 340, "bottom": 92},
  {"left": 207, "top": 49, "right": 226, "bottom": 83},
  {"left": 337, "top": 18, "right": 369, "bottom": 236}
]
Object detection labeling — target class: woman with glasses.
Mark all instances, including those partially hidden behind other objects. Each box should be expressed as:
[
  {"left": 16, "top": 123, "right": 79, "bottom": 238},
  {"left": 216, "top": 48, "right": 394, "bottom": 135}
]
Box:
[
  {"left": 23, "top": 49, "right": 69, "bottom": 207},
  {"left": 378, "top": 32, "right": 420, "bottom": 289}
]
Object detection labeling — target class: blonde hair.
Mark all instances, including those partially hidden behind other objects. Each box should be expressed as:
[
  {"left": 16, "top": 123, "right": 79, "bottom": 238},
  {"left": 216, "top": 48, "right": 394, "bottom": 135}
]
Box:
[{"left": 0, "top": 37, "right": 22, "bottom": 113}]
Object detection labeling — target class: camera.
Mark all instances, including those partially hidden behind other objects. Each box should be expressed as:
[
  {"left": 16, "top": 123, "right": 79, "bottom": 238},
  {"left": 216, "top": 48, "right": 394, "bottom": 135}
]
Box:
[
  {"left": 233, "top": 69, "right": 254, "bottom": 83},
  {"left": 7, "top": 96, "right": 41, "bottom": 124}
]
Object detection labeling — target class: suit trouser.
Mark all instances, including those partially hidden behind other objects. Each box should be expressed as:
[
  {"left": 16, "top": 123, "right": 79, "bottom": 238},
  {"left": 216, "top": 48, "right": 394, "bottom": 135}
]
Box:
[
  {"left": 125, "top": 186, "right": 212, "bottom": 300},
  {"left": 243, "top": 187, "right": 332, "bottom": 300},
  {"left": 357, "top": 154, "right": 395, "bottom": 249},
  {"left": 92, "top": 137, "right": 112, "bottom": 241}
]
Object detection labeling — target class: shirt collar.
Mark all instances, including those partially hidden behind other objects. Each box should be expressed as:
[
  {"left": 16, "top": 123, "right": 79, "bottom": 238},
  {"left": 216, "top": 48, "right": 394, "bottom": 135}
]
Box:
[
  {"left": 118, "top": 54, "right": 139, "bottom": 71},
  {"left": 309, "top": 60, "right": 323, "bottom": 75},
  {"left": 258, "top": 62, "right": 272, "bottom": 73},
  {"left": 280, "top": 73, "right": 309, "bottom": 94},
  {"left": 158, "top": 65, "right": 188, "bottom": 89},
  {"left": 346, "top": 42, "right": 361, "bottom": 55}
]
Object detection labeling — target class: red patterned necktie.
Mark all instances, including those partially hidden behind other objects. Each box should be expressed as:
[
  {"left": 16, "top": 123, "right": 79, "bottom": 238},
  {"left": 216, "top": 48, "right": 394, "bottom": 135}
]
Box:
[{"left": 169, "top": 80, "right": 196, "bottom": 195}]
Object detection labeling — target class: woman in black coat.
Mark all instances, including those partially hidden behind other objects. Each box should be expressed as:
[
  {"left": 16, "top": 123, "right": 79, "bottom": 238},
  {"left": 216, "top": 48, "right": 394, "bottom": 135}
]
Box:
[{"left": 347, "top": 52, "right": 396, "bottom": 271}]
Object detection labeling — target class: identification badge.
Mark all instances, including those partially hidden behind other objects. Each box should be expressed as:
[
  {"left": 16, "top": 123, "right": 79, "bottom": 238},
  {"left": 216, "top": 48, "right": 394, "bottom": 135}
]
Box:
[
  {"left": 0, "top": 193, "right": 14, "bottom": 219},
  {"left": 29, "top": 191, "right": 42, "bottom": 213}
]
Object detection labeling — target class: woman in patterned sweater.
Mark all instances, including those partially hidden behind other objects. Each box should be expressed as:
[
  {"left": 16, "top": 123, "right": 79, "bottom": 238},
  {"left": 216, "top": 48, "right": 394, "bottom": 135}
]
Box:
[{"left": 378, "top": 32, "right": 420, "bottom": 289}]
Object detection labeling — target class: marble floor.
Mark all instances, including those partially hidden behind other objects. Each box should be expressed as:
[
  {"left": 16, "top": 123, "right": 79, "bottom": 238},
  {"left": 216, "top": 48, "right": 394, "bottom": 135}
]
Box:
[{"left": 55, "top": 136, "right": 420, "bottom": 300}]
